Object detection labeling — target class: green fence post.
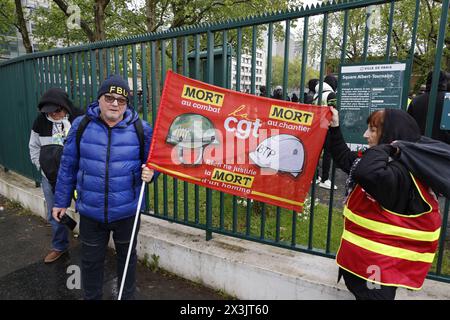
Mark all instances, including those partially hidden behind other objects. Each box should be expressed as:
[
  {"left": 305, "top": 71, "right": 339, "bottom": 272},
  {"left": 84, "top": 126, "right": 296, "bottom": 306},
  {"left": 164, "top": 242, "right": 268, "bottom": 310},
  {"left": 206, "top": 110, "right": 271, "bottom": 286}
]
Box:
[
  {"left": 299, "top": 16, "right": 309, "bottom": 103},
  {"left": 205, "top": 30, "right": 214, "bottom": 241},
  {"left": 282, "top": 19, "right": 290, "bottom": 100},
  {"left": 425, "top": 0, "right": 449, "bottom": 137}
]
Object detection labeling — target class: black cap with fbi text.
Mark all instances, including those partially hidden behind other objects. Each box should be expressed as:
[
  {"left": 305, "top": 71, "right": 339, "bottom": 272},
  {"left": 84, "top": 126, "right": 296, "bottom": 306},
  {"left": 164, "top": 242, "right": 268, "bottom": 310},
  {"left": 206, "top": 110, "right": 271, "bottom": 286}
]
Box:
[{"left": 97, "top": 74, "right": 130, "bottom": 100}]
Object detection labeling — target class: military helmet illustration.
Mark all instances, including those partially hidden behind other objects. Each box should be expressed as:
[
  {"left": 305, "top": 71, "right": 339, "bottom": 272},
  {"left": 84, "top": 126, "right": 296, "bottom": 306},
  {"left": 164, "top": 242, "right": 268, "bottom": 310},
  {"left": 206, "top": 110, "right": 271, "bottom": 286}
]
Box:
[
  {"left": 166, "top": 113, "right": 218, "bottom": 165},
  {"left": 249, "top": 134, "right": 305, "bottom": 177}
]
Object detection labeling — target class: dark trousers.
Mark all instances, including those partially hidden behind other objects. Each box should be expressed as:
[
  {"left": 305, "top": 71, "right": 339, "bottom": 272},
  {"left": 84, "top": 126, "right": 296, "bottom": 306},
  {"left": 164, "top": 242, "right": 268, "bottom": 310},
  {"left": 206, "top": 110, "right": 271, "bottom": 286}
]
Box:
[
  {"left": 320, "top": 132, "right": 332, "bottom": 181},
  {"left": 340, "top": 268, "right": 397, "bottom": 300},
  {"left": 79, "top": 214, "right": 140, "bottom": 300}
]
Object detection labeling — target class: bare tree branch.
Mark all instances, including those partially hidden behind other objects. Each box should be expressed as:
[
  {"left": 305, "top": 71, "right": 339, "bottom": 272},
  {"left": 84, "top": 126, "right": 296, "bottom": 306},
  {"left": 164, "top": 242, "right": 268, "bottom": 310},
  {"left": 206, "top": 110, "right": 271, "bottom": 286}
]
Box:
[
  {"left": 14, "top": 0, "right": 33, "bottom": 53},
  {"left": 0, "top": 10, "right": 20, "bottom": 31},
  {"left": 52, "top": 0, "right": 95, "bottom": 42}
]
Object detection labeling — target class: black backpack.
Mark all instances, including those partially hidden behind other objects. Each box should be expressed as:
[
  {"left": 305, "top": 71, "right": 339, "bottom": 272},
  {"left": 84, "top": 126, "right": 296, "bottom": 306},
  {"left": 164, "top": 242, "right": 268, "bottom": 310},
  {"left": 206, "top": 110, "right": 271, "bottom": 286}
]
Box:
[
  {"left": 76, "top": 116, "right": 145, "bottom": 164},
  {"left": 395, "top": 136, "right": 450, "bottom": 198},
  {"left": 39, "top": 144, "right": 64, "bottom": 192}
]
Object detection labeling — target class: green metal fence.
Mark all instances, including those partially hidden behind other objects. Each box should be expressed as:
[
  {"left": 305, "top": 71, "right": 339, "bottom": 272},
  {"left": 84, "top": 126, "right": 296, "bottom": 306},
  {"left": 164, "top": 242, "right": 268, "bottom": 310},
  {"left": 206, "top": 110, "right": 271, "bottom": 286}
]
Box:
[{"left": 0, "top": 0, "right": 449, "bottom": 284}]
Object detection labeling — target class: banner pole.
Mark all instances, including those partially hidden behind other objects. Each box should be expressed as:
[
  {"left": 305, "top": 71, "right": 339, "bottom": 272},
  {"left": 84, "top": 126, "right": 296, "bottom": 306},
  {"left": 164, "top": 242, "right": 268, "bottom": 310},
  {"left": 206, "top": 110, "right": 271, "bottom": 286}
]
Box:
[{"left": 118, "top": 180, "right": 146, "bottom": 300}]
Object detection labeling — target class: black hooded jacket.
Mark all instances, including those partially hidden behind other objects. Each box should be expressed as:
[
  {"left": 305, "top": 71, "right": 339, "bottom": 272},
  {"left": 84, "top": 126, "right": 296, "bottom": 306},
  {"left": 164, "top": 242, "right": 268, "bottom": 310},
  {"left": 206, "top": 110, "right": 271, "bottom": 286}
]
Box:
[
  {"left": 329, "top": 109, "right": 429, "bottom": 215},
  {"left": 33, "top": 88, "right": 84, "bottom": 136},
  {"left": 407, "top": 70, "right": 449, "bottom": 144},
  {"left": 29, "top": 88, "right": 84, "bottom": 189},
  {"left": 305, "top": 79, "right": 319, "bottom": 104},
  {"left": 324, "top": 74, "right": 338, "bottom": 92}
]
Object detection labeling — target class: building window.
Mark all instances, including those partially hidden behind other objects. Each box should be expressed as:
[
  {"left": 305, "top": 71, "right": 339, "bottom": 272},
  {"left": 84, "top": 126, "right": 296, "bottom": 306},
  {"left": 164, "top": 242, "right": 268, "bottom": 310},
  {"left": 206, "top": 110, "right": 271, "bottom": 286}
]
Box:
[
  {"left": 9, "top": 43, "right": 18, "bottom": 53},
  {"left": 0, "top": 43, "right": 11, "bottom": 55}
]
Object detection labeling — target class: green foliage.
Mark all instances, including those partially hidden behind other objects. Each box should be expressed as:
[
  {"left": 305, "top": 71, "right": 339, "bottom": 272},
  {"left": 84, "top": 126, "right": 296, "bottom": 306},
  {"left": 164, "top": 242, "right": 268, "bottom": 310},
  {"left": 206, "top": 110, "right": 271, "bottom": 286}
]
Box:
[
  {"left": 142, "top": 252, "right": 160, "bottom": 272},
  {"left": 0, "top": 0, "right": 16, "bottom": 53},
  {"left": 302, "top": 0, "right": 449, "bottom": 92},
  {"left": 29, "top": 0, "right": 294, "bottom": 50},
  {"left": 30, "top": 0, "right": 144, "bottom": 49},
  {"left": 31, "top": 2, "right": 86, "bottom": 50}
]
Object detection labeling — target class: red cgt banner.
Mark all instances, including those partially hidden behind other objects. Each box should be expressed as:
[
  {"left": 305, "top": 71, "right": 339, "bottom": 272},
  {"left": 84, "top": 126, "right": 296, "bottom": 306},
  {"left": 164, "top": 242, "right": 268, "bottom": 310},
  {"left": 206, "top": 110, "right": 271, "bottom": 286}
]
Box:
[{"left": 147, "top": 71, "right": 331, "bottom": 212}]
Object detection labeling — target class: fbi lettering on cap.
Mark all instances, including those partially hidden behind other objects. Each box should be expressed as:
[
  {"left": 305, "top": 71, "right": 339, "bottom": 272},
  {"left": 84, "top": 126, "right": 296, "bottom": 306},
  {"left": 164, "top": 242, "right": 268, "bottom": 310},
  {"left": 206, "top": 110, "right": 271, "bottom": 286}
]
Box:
[{"left": 109, "top": 86, "right": 128, "bottom": 97}]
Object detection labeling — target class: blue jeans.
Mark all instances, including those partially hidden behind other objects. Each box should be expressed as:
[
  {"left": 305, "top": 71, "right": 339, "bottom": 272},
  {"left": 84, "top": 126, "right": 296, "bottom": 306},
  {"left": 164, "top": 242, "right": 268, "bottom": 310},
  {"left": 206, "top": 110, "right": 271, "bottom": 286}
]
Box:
[
  {"left": 41, "top": 175, "right": 69, "bottom": 252},
  {"left": 79, "top": 214, "right": 139, "bottom": 300}
]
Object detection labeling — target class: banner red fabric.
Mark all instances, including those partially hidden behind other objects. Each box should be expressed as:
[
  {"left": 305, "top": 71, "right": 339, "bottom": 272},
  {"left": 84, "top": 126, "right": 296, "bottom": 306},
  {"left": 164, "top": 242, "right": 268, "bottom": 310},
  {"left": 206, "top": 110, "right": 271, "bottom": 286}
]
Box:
[{"left": 147, "top": 71, "right": 331, "bottom": 212}]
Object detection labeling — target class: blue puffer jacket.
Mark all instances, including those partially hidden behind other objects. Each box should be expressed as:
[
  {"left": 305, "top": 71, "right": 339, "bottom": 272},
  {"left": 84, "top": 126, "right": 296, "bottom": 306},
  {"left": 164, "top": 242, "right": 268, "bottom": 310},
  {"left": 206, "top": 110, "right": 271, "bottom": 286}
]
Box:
[{"left": 54, "top": 102, "right": 154, "bottom": 223}]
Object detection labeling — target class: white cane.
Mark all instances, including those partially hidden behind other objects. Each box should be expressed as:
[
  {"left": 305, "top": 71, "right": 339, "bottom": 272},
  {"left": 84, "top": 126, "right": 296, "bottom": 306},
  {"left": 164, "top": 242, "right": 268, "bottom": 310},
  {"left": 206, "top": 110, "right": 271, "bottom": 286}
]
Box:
[{"left": 118, "top": 180, "right": 146, "bottom": 300}]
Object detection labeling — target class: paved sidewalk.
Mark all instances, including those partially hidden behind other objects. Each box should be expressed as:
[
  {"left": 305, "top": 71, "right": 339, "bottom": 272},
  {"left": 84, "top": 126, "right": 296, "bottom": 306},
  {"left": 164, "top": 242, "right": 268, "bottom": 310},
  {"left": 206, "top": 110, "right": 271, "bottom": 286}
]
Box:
[{"left": 0, "top": 194, "right": 226, "bottom": 300}]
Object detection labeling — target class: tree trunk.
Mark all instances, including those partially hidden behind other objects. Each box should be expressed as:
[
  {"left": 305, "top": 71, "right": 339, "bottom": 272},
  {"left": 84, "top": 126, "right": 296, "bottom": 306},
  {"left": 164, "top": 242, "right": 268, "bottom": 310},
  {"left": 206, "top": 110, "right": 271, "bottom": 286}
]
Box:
[
  {"left": 177, "top": 40, "right": 183, "bottom": 74},
  {"left": 146, "top": 0, "right": 161, "bottom": 107},
  {"left": 14, "top": 0, "right": 32, "bottom": 53},
  {"left": 94, "top": 0, "right": 110, "bottom": 42},
  {"left": 146, "top": 0, "right": 157, "bottom": 33}
]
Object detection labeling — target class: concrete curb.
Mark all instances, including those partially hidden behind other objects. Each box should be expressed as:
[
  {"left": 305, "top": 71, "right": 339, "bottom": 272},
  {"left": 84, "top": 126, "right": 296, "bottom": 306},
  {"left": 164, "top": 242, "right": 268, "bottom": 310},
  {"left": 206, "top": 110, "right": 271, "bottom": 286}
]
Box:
[{"left": 1, "top": 168, "right": 449, "bottom": 300}]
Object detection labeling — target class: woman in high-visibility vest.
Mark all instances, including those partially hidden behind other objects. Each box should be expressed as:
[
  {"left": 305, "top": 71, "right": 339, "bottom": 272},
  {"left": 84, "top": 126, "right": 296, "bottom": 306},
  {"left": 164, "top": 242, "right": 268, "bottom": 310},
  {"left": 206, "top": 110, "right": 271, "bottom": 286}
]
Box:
[{"left": 328, "top": 107, "right": 441, "bottom": 300}]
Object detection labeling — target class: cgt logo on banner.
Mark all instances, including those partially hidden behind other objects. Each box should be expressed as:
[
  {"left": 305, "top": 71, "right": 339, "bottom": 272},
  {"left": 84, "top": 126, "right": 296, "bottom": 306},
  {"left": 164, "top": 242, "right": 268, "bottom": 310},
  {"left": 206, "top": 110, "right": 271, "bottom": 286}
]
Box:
[{"left": 147, "top": 71, "right": 331, "bottom": 212}]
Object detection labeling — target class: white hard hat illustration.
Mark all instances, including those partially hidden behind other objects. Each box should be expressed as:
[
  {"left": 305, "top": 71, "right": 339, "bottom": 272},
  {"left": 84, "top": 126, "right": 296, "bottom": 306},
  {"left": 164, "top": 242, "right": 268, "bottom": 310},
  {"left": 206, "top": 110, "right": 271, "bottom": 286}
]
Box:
[
  {"left": 166, "top": 113, "right": 218, "bottom": 165},
  {"left": 249, "top": 134, "right": 305, "bottom": 177}
]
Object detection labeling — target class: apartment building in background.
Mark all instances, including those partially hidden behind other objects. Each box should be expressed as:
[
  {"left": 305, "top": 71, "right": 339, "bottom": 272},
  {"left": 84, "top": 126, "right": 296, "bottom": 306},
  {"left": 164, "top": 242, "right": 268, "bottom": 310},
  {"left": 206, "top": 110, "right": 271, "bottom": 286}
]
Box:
[{"left": 0, "top": 0, "right": 49, "bottom": 61}]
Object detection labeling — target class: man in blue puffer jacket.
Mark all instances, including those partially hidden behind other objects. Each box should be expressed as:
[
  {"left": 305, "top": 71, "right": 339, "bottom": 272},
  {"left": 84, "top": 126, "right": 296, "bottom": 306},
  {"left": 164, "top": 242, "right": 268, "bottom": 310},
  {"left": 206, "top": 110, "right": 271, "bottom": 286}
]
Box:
[{"left": 52, "top": 74, "right": 157, "bottom": 300}]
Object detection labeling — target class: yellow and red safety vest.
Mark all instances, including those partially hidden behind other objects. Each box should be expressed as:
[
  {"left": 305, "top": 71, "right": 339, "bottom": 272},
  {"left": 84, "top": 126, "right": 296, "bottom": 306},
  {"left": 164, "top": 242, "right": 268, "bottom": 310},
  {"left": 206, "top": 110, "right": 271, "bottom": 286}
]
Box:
[{"left": 336, "top": 174, "right": 442, "bottom": 290}]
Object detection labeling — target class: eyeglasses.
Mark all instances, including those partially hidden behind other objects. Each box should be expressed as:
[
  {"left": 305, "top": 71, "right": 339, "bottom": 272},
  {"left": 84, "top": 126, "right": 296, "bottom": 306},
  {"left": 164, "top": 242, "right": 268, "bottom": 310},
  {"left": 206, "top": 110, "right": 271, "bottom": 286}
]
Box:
[{"left": 103, "top": 94, "right": 128, "bottom": 106}]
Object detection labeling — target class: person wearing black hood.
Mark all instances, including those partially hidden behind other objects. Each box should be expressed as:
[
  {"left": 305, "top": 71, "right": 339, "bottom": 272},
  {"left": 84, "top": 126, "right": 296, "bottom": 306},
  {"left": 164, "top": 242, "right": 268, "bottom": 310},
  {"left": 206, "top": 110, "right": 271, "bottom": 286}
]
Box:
[
  {"left": 28, "top": 87, "right": 84, "bottom": 263},
  {"left": 271, "top": 85, "right": 290, "bottom": 101},
  {"left": 314, "top": 74, "right": 338, "bottom": 190},
  {"left": 259, "top": 85, "right": 267, "bottom": 97},
  {"left": 328, "top": 107, "right": 442, "bottom": 300},
  {"left": 408, "top": 70, "right": 450, "bottom": 144},
  {"left": 304, "top": 78, "right": 318, "bottom": 104}
]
